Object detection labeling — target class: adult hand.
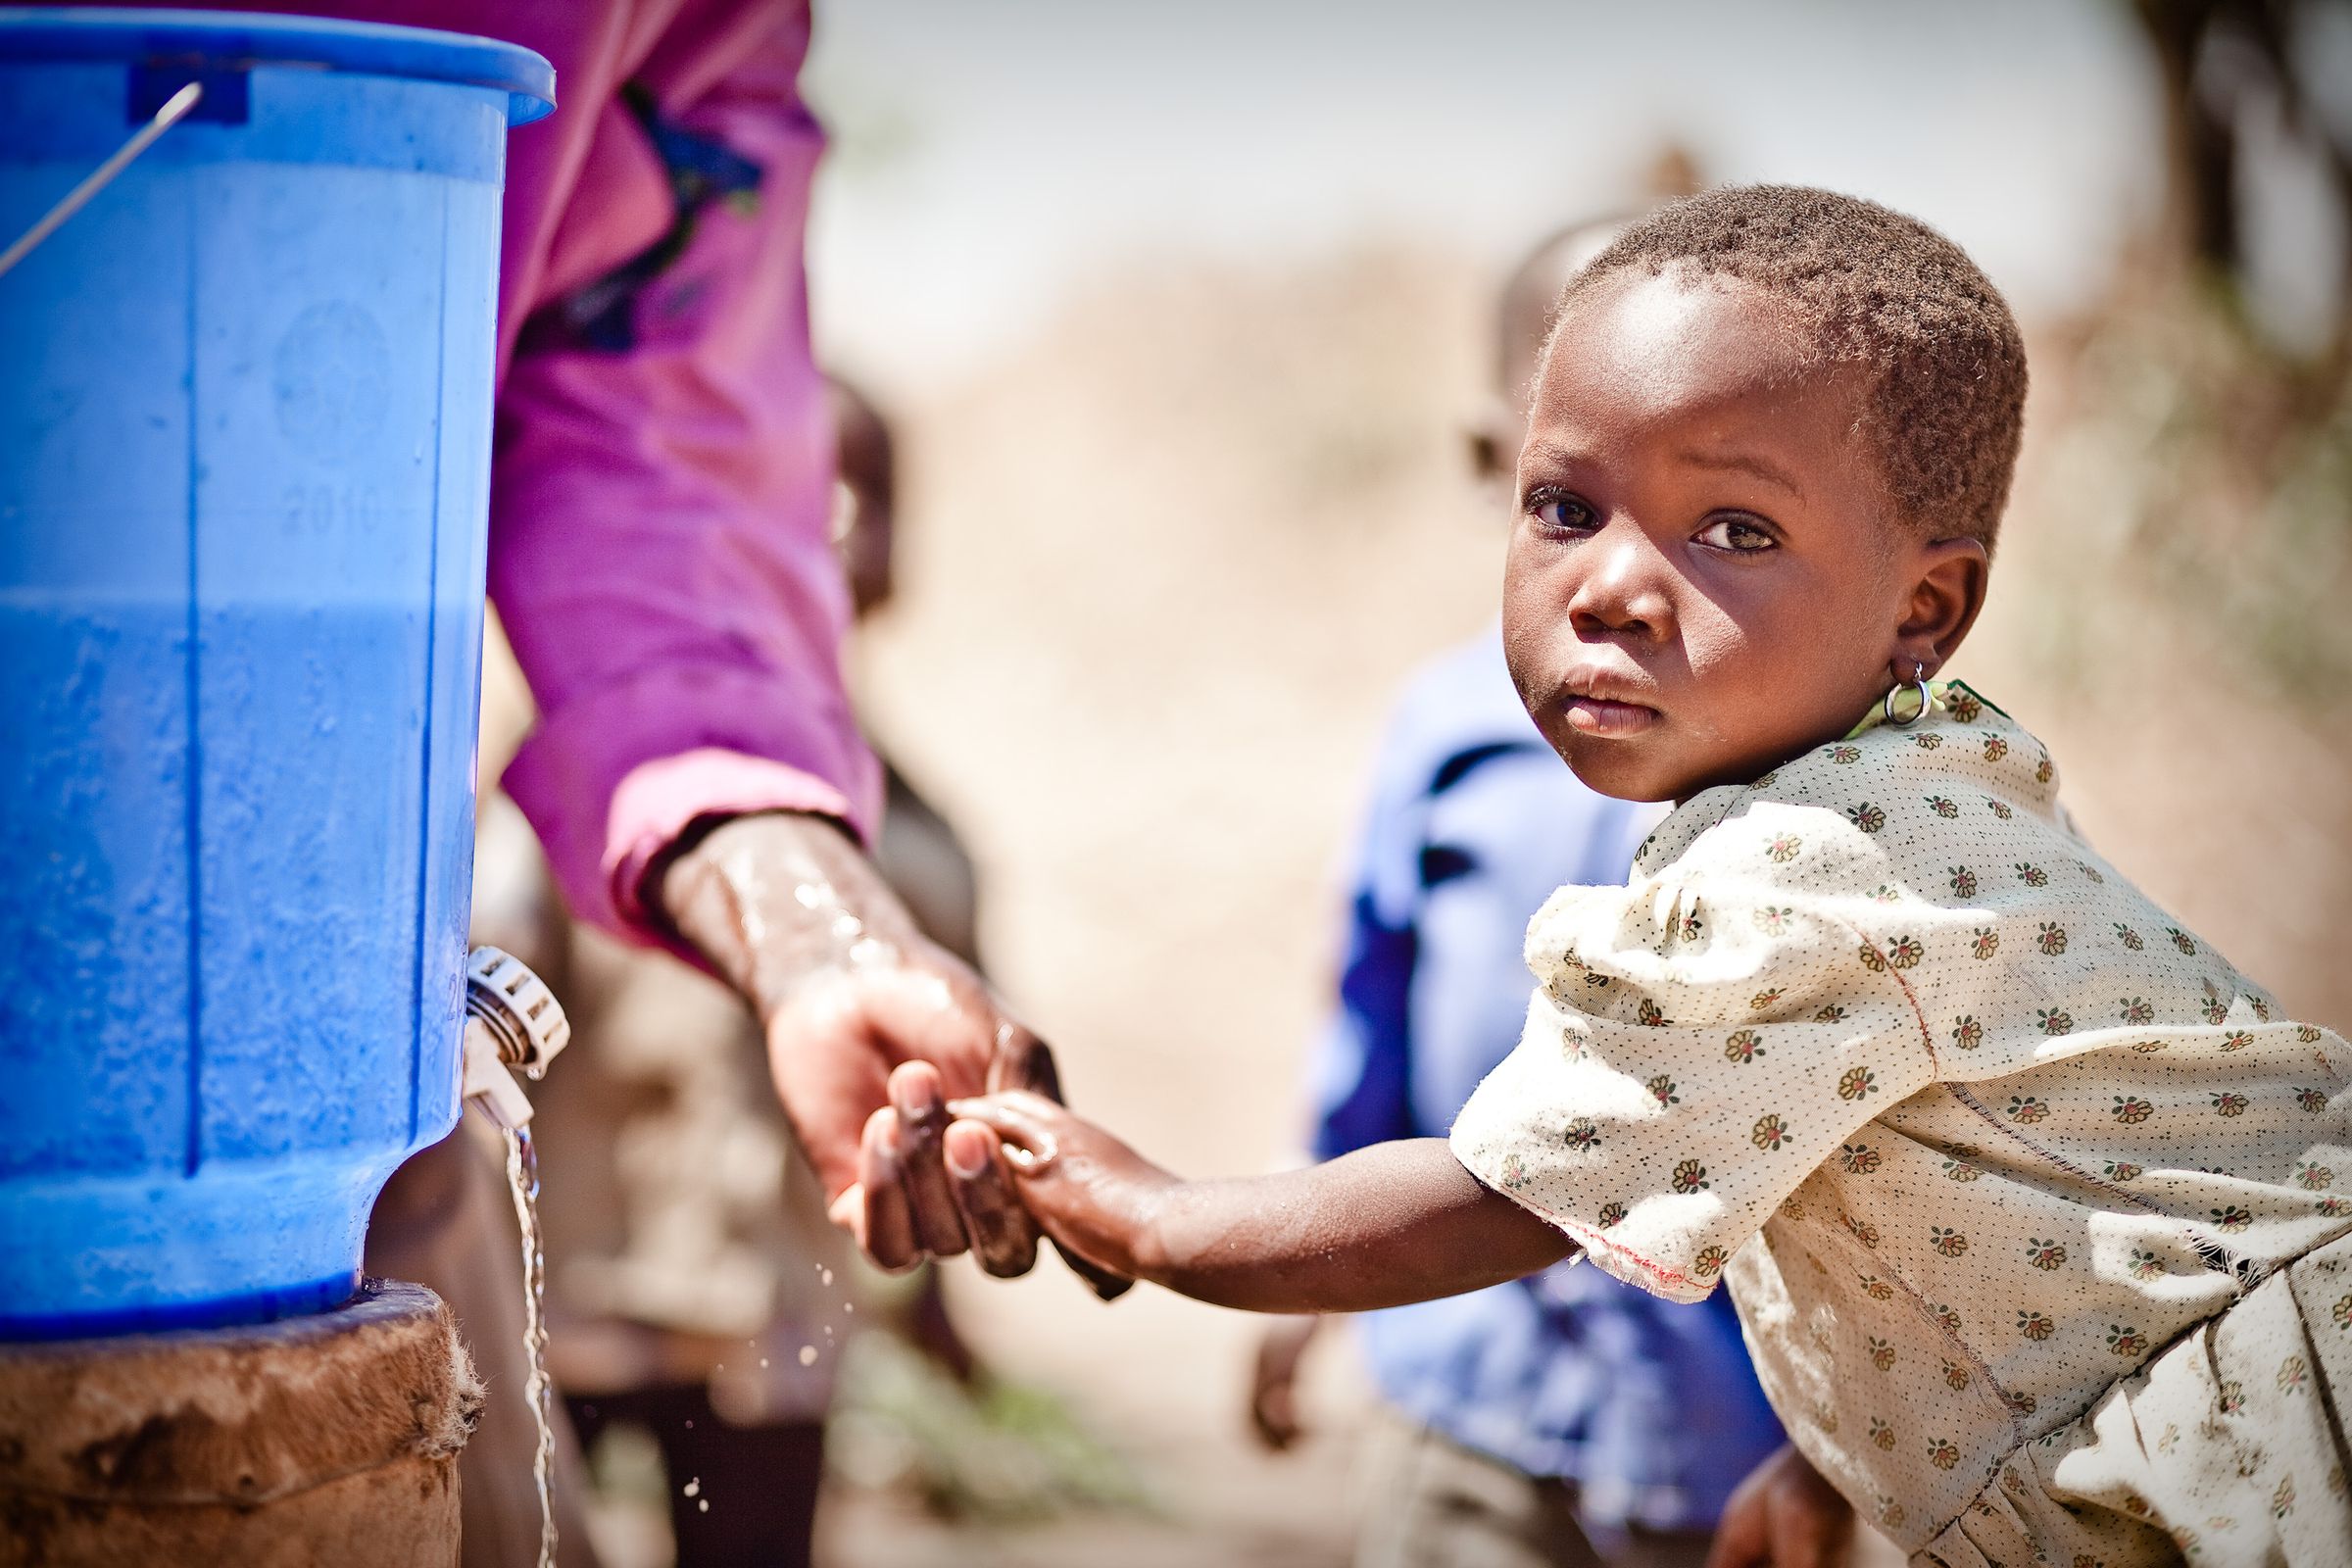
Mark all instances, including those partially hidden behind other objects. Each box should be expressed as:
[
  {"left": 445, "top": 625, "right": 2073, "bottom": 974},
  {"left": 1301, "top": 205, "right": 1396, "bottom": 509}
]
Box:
[
  {"left": 1706, "top": 1444, "right": 1854, "bottom": 1568},
  {"left": 658, "top": 811, "right": 1061, "bottom": 1278}
]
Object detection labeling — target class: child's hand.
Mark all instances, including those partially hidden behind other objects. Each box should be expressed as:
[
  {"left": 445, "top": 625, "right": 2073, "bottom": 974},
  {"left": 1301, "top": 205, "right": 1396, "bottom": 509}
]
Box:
[
  {"left": 941, "top": 1113, "right": 1571, "bottom": 1316},
  {"left": 1248, "top": 1315, "right": 1321, "bottom": 1449},
  {"left": 946, "top": 1090, "right": 1180, "bottom": 1284},
  {"left": 1706, "top": 1444, "right": 1854, "bottom": 1568}
]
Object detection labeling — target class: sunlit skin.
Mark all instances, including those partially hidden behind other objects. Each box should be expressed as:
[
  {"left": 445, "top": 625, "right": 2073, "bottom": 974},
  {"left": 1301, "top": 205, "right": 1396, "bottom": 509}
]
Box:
[
  {"left": 1508, "top": 266, "right": 1987, "bottom": 805},
  {"left": 943, "top": 268, "right": 1998, "bottom": 1567}
]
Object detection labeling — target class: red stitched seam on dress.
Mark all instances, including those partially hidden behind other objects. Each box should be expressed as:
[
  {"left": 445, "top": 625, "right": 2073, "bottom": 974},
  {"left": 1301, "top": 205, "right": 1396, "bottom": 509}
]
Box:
[
  {"left": 1818, "top": 912, "right": 1941, "bottom": 1080},
  {"left": 1482, "top": 1186, "right": 1709, "bottom": 1298}
]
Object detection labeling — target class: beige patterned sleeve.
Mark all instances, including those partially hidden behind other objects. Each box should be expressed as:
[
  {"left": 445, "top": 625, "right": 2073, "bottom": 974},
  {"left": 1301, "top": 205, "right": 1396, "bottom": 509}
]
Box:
[{"left": 1449, "top": 816, "right": 1937, "bottom": 1302}]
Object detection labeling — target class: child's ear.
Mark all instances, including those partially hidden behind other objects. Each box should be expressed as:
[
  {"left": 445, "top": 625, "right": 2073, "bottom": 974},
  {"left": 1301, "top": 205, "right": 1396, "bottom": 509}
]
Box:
[{"left": 1891, "top": 536, "right": 1989, "bottom": 679}]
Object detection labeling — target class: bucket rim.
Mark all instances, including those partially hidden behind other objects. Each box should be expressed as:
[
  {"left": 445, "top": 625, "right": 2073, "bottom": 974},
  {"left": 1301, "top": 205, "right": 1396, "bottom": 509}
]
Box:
[{"left": 0, "top": 6, "right": 555, "bottom": 124}]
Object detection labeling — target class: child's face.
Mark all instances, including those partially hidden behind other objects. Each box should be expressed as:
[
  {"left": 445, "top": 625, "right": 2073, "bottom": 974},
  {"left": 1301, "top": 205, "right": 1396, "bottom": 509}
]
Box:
[{"left": 1504, "top": 268, "right": 1985, "bottom": 803}]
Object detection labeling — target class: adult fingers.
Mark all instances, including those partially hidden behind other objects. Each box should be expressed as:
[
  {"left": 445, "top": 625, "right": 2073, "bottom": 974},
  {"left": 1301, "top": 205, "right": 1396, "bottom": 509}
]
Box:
[
  {"left": 888, "top": 1060, "right": 971, "bottom": 1258},
  {"left": 988, "top": 1019, "right": 1065, "bottom": 1102},
  {"left": 858, "top": 1106, "right": 919, "bottom": 1273},
  {"left": 944, "top": 1119, "right": 1041, "bottom": 1278}
]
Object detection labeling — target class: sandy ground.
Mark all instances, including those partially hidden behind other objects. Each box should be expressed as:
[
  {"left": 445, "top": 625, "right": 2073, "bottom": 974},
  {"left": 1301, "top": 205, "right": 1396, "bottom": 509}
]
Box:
[{"left": 537, "top": 244, "right": 2345, "bottom": 1566}]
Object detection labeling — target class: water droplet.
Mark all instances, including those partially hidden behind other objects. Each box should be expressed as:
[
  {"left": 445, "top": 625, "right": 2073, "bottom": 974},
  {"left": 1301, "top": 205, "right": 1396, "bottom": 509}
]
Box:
[
  {"left": 759, "top": 1357, "right": 769, "bottom": 1368},
  {"left": 699, "top": 1499, "right": 710, "bottom": 1513},
  {"left": 682, "top": 1477, "right": 700, "bottom": 1498},
  {"left": 843, "top": 1301, "right": 854, "bottom": 1314},
  {"left": 798, "top": 1345, "right": 818, "bottom": 1366},
  {"left": 819, "top": 1267, "right": 833, "bottom": 1287}
]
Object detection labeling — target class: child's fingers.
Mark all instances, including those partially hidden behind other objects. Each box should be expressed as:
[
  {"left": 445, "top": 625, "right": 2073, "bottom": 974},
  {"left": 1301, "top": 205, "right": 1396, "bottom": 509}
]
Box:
[
  {"left": 950, "top": 1088, "right": 1062, "bottom": 1119},
  {"left": 946, "top": 1093, "right": 1062, "bottom": 1171}
]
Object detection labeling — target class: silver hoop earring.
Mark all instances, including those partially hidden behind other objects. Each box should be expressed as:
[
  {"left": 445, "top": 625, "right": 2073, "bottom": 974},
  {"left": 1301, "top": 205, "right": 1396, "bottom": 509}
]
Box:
[{"left": 1884, "top": 662, "right": 1930, "bottom": 727}]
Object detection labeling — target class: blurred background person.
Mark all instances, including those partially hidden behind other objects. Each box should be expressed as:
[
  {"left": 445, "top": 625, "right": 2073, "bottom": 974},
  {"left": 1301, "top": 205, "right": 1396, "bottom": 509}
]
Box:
[
  {"left": 831, "top": 379, "right": 989, "bottom": 975},
  {"left": 1246, "top": 214, "right": 1788, "bottom": 1568}
]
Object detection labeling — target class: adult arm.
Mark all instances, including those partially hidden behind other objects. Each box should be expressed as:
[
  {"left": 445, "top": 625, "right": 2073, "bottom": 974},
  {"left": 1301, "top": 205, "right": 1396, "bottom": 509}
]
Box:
[
  {"left": 483, "top": 9, "right": 1046, "bottom": 1275},
  {"left": 490, "top": 9, "right": 873, "bottom": 938}
]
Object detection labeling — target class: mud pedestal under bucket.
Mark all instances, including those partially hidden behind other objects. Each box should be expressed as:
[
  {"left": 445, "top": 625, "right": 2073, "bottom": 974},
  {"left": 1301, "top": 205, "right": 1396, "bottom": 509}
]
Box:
[{"left": 0, "top": 1282, "right": 479, "bottom": 1567}]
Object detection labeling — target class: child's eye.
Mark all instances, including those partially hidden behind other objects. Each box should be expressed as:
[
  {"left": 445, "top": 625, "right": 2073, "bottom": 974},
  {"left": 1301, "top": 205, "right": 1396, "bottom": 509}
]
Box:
[
  {"left": 1528, "top": 491, "right": 1597, "bottom": 532},
  {"left": 1696, "top": 514, "right": 1778, "bottom": 553}
]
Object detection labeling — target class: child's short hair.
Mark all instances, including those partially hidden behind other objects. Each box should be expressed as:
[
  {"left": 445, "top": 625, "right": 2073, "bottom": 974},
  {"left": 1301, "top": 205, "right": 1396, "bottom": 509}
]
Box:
[{"left": 1555, "top": 184, "right": 2027, "bottom": 550}]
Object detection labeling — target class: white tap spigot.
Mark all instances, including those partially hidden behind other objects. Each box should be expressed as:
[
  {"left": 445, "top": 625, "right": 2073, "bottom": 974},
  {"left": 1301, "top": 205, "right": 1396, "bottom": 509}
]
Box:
[{"left": 461, "top": 946, "right": 569, "bottom": 1130}]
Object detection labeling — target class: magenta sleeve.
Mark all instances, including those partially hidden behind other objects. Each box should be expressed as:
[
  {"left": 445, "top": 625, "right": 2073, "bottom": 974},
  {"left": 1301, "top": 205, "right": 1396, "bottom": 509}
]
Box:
[{"left": 486, "top": 10, "right": 880, "bottom": 940}]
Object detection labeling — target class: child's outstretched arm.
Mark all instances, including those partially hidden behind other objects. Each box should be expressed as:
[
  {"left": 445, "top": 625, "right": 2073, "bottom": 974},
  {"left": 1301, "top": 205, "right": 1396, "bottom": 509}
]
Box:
[{"left": 948, "top": 1090, "right": 1576, "bottom": 1314}]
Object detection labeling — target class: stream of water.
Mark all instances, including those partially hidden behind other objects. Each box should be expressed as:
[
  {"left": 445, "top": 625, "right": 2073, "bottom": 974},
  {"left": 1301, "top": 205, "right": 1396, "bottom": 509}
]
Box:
[{"left": 502, "top": 1124, "right": 558, "bottom": 1568}]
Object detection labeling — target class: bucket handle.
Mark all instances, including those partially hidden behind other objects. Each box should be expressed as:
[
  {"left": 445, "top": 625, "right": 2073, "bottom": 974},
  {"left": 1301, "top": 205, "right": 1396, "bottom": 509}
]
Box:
[{"left": 0, "top": 81, "right": 204, "bottom": 280}]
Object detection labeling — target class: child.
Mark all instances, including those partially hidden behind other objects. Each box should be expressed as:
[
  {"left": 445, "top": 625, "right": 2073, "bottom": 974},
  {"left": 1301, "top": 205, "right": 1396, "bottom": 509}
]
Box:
[{"left": 926, "top": 185, "right": 2352, "bottom": 1567}]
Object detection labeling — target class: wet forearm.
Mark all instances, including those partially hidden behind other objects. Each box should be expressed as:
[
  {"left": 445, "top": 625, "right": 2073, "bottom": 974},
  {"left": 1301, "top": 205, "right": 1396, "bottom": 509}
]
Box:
[
  {"left": 1128, "top": 1140, "right": 1575, "bottom": 1314},
  {"left": 658, "top": 811, "right": 916, "bottom": 1018}
]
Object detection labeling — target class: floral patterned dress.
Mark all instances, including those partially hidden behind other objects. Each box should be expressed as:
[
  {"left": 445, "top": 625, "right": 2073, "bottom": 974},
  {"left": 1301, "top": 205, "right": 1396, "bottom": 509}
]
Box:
[{"left": 1449, "top": 683, "right": 2352, "bottom": 1566}]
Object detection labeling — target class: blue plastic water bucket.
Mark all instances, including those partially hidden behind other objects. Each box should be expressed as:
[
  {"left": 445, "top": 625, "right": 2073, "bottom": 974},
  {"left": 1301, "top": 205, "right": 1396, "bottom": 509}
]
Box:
[{"left": 0, "top": 9, "right": 553, "bottom": 1338}]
